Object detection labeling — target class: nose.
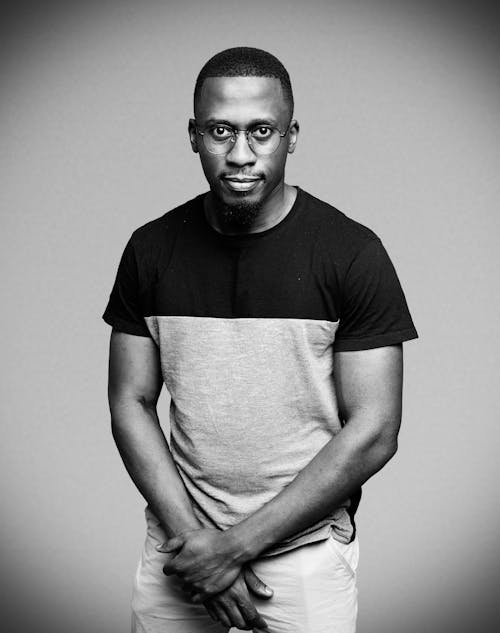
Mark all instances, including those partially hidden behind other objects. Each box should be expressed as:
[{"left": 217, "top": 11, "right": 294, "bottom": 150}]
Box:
[{"left": 225, "top": 131, "right": 256, "bottom": 166}]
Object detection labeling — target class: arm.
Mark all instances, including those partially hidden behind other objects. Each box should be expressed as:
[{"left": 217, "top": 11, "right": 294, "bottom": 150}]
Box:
[
  {"left": 108, "top": 329, "right": 272, "bottom": 630},
  {"left": 235, "top": 343, "right": 403, "bottom": 552},
  {"left": 108, "top": 329, "right": 200, "bottom": 537},
  {"left": 163, "top": 344, "right": 403, "bottom": 594}
]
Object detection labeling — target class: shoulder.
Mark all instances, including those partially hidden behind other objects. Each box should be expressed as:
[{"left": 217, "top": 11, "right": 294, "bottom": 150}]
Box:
[
  {"left": 128, "top": 193, "right": 204, "bottom": 254},
  {"left": 117, "top": 193, "right": 205, "bottom": 290},
  {"left": 297, "top": 188, "right": 381, "bottom": 263}
]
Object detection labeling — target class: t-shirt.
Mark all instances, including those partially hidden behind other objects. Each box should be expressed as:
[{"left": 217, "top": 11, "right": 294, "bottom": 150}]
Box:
[{"left": 103, "top": 187, "right": 418, "bottom": 555}]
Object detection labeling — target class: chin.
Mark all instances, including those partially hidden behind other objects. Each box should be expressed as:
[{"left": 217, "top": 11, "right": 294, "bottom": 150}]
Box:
[{"left": 216, "top": 192, "right": 263, "bottom": 228}]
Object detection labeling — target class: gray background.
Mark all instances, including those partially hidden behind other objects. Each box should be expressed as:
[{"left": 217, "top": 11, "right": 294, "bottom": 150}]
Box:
[{"left": 2, "top": 1, "right": 499, "bottom": 632}]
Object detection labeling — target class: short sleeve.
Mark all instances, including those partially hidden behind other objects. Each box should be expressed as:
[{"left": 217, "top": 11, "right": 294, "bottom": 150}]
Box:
[
  {"left": 102, "top": 236, "right": 152, "bottom": 337},
  {"left": 334, "top": 238, "right": 418, "bottom": 351}
]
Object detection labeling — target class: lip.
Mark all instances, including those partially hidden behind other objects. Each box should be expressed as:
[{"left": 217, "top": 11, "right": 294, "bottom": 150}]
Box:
[{"left": 222, "top": 176, "right": 262, "bottom": 192}]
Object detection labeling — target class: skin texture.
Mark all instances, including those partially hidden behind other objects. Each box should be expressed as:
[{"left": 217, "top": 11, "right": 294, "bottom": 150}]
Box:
[{"left": 108, "top": 75, "right": 405, "bottom": 629}]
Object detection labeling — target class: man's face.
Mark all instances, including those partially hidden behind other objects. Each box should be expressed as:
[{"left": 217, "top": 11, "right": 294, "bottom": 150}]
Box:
[{"left": 189, "top": 76, "right": 298, "bottom": 226}]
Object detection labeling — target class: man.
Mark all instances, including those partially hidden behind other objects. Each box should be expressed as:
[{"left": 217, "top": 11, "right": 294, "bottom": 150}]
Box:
[{"left": 104, "top": 47, "right": 417, "bottom": 633}]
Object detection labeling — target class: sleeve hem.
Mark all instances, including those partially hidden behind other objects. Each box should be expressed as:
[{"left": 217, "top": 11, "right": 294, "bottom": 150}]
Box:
[
  {"left": 334, "top": 328, "right": 418, "bottom": 352},
  {"left": 102, "top": 313, "right": 152, "bottom": 338}
]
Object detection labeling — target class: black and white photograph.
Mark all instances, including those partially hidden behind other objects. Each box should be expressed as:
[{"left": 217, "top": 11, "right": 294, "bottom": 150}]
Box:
[{"left": 2, "top": 2, "right": 499, "bottom": 632}]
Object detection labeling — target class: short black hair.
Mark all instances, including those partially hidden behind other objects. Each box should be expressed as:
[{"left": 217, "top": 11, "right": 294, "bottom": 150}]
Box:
[{"left": 194, "top": 47, "right": 294, "bottom": 117}]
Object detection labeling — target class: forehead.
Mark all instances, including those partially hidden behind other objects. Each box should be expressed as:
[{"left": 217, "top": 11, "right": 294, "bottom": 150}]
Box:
[{"left": 196, "top": 76, "right": 288, "bottom": 124}]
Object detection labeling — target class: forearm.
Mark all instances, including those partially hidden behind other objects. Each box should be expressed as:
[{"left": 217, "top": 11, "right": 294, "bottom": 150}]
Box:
[
  {"left": 230, "top": 415, "right": 397, "bottom": 560},
  {"left": 110, "top": 399, "right": 201, "bottom": 538}
]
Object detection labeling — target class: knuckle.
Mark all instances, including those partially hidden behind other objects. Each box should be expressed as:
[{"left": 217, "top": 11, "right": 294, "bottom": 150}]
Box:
[
  {"left": 219, "top": 596, "right": 231, "bottom": 608},
  {"left": 242, "top": 607, "right": 257, "bottom": 621}
]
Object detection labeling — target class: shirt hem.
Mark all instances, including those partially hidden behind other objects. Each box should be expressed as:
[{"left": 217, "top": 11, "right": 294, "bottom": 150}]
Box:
[
  {"left": 102, "top": 313, "right": 152, "bottom": 338},
  {"left": 334, "top": 327, "right": 418, "bottom": 352}
]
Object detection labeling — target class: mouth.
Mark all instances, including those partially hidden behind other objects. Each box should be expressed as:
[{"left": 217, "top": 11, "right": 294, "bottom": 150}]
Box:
[{"left": 222, "top": 176, "right": 262, "bottom": 193}]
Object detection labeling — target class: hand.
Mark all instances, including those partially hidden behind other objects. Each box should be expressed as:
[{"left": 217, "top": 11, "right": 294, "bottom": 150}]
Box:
[
  {"left": 157, "top": 527, "right": 246, "bottom": 598},
  {"left": 202, "top": 568, "right": 273, "bottom": 631}
]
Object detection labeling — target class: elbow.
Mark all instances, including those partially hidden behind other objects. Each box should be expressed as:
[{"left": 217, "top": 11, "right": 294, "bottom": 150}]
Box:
[
  {"left": 108, "top": 394, "right": 159, "bottom": 434},
  {"left": 381, "top": 436, "right": 398, "bottom": 463},
  {"left": 364, "top": 435, "right": 397, "bottom": 475},
  {"left": 362, "top": 414, "right": 400, "bottom": 468},
  {"left": 374, "top": 425, "right": 399, "bottom": 466},
  {"left": 343, "top": 405, "right": 401, "bottom": 473},
  {"left": 108, "top": 396, "right": 127, "bottom": 427},
  {"left": 108, "top": 391, "right": 156, "bottom": 417},
  {"left": 107, "top": 397, "right": 140, "bottom": 434},
  {"left": 109, "top": 406, "right": 127, "bottom": 437}
]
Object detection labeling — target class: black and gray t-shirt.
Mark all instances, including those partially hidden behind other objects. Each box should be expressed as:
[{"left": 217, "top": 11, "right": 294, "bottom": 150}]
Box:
[{"left": 103, "top": 187, "right": 418, "bottom": 555}]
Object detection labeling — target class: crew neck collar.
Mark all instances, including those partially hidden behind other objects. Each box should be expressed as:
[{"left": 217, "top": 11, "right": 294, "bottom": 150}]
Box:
[{"left": 201, "top": 186, "right": 302, "bottom": 246}]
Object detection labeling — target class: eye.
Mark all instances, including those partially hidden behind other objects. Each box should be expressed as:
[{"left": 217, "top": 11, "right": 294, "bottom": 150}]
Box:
[
  {"left": 208, "top": 125, "right": 232, "bottom": 140},
  {"left": 251, "top": 126, "right": 273, "bottom": 140}
]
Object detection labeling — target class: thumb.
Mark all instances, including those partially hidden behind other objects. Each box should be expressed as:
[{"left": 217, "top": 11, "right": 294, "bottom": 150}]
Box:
[
  {"left": 155, "top": 536, "right": 184, "bottom": 553},
  {"left": 243, "top": 566, "right": 274, "bottom": 599}
]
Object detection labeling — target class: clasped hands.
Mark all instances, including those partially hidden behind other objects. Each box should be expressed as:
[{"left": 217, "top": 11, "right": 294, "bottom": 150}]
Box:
[{"left": 156, "top": 527, "right": 273, "bottom": 630}]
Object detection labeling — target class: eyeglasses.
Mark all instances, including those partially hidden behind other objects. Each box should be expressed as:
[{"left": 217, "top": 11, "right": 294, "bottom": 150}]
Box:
[{"left": 195, "top": 122, "right": 290, "bottom": 156}]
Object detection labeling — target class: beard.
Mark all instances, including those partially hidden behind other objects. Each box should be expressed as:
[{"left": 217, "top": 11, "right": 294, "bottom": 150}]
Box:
[{"left": 216, "top": 194, "right": 263, "bottom": 229}]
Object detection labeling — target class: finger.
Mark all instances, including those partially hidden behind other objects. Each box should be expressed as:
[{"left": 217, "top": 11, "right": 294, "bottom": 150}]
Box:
[
  {"left": 210, "top": 602, "right": 231, "bottom": 629},
  {"left": 234, "top": 574, "right": 268, "bottom": 629},
  {"left": 191, "top": 592, "right": 202, "bottom": 604},
  {"left": 162, "top": 559, "right": 185, "bottom": 577},
  {"left": 162, "top": 553, "right": 192, "bottom": 577},
  {"left": 244, "top": 566, "right": 274, "bottom": 599},
  {"left": 203, "top": 602, "right": 219, "bottom": 622},
  {"left": 226, "top": 579, "right": 268, "bottom": 630},
  {"left": 217, "top": 600, "right": 248, "bottom": 630},
  {"left": 238, "top": 600, "right": 268, "bottom": 630},
  {"left": 156, "top": 536, "right": 184, "bottom": 553}
]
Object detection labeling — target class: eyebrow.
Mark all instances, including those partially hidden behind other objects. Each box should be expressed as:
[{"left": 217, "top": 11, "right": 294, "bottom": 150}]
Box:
[{"left": 202, "top": 117, "right": 279, "bottom": 128}]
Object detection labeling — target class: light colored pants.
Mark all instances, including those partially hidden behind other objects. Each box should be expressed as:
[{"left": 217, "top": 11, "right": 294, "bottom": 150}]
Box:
[{"left": 132, "top": 509, "right": 359, "bottom": 633}]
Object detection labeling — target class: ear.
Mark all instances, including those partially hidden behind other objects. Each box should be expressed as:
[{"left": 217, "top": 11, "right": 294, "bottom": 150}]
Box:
[
  {"left": 188, "top": 118, "right": 199, "bottom": 153},
  {"left": 287, "top": 119, "right": 299, "bottom": 154}
]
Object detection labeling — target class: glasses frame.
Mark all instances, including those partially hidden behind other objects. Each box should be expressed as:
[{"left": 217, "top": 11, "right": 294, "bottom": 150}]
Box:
[{"left": 195, "top": 121, "right": 291, "bottom": 156}]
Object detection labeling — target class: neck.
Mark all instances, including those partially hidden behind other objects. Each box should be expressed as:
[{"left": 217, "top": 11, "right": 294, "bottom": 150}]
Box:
[{"left": 205, "top": 183, "right": 297, "bottom": 236}]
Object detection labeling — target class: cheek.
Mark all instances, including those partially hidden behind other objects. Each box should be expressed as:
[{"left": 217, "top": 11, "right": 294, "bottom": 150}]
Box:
[
  {"left": 199, "top": 153, "right": 223, "bottom": 183},
  {"left": 264, "top": 152, "right": 288, "bottom": 181}
]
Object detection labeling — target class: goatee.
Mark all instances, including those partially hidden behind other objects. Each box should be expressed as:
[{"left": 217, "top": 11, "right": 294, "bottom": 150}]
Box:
[{"left": 218, "top": 197, "right": 263, "bottom": 229}]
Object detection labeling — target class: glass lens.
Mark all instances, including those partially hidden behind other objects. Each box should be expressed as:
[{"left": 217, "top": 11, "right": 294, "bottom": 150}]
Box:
[
  {"left": 200, "top": 126, "right": 283, "bottom": 155},
  {"left": 203, "top": 125, "right": 233, "bottom": 154},
  {"left": 249, "top": 127, "right": 281, "bottom": 155}
]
